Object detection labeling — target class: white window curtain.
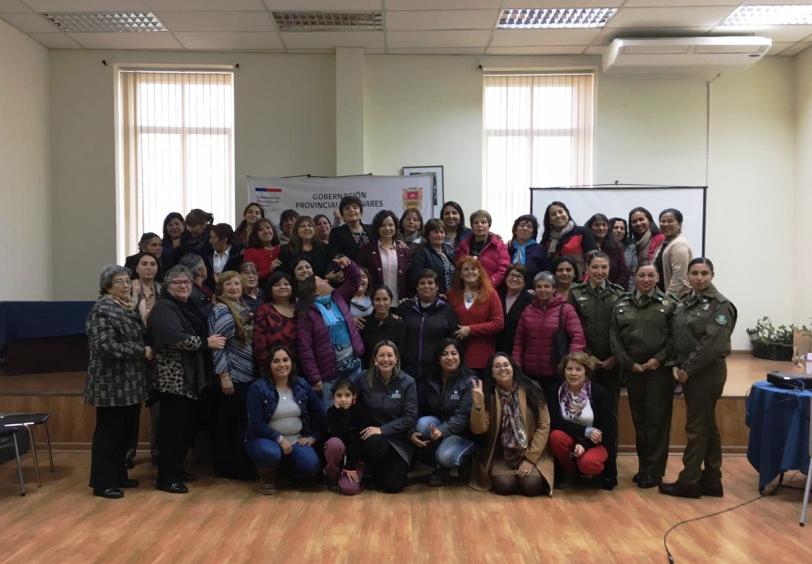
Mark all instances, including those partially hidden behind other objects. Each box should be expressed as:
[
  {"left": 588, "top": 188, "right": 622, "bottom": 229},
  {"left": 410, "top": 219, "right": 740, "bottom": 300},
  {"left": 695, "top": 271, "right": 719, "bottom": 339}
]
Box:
[
  {"left": 482, "top": 73, "right": 594, "bottom": 238},
  {"left": 118, "top": 70, "right": 235, "bottom": 260}
]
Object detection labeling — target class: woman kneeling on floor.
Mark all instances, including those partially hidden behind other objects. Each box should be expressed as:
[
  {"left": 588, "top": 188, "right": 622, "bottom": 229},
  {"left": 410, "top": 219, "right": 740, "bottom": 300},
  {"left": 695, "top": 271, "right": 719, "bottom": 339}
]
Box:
[
  {"left": 469, "top": 353, "right": 554, "bottom": 497},
  {"left": 549, "top": 352, "right": 615, "bottom": 490},
  {"left": 245, "top": 344, "right": 324, "bottom": 495}
]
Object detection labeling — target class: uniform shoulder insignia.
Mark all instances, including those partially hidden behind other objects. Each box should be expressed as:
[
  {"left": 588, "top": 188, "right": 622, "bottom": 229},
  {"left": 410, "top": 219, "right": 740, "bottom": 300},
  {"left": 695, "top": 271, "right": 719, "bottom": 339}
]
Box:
[{"left": 715, "top": 314, "right": 729, "bottom": 326}]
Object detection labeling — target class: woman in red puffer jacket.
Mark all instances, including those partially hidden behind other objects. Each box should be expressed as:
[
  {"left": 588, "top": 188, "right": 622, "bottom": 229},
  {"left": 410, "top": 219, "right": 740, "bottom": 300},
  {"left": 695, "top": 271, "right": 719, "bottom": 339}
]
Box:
[
  {"left": 513, "top": 271, "right": 585, "bottom": 401},
  {"left": 456, "top": 210, "right": 510, "bottom": 289}
]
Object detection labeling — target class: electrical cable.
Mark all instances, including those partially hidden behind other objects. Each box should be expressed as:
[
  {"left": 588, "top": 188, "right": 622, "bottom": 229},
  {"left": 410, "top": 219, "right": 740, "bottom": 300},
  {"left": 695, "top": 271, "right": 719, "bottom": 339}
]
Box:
[{"left": 663, "top": 494, "right": 767, "bottom": 563}]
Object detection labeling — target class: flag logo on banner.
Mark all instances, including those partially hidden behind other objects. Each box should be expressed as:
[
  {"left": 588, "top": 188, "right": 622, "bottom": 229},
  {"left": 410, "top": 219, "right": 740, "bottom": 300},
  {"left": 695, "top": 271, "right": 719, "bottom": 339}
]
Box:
[{"left": 402, "top": 187, "right": 423, "bottom": 210}]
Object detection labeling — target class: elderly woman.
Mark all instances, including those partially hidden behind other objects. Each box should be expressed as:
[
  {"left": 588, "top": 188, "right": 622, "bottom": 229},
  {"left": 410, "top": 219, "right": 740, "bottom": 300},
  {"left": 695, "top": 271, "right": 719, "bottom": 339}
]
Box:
[
  {"left": 407, "top": 219, "right": 455, "bottom": 297},
  {"left": 359, "top": 341, "right": 418, "bottom": 493},
  {"left": 239, "top": 261, "right": 263, "bottom": 312},
  {"left": 447, "top": 256, "right": 505, "bottom": 375},
  {"left": 611, "top": 263, "right": 676, "bottom": 488},
  {"left": 470, "top": 353, "right": 554, "bottom": 497},
  {"left": 656, "top": 208, "right": 693, "bottom": 297},
  {"left": 178, "top": 253, "right": 213, "bottom": 314},
  {"left": 513, "top": 271, "right": 586, "bottom": 401},
  {"left": 85, "top": 265, "right": 152, "bottom": 499},
  {"left": 456, "top": 209, "right": 510, "bottom": 288},
  {"left": 297, "top": 256, "right": 365, "bottom": 409},
  {"left": 549, "top": 352, "right": 615, "bottom": 489},
  {"left": 208, "top": 271, "right": 256, "bottom": 480},
  {"left": 399, "top": 208, "right": 424, "bottom": 247},
  {"left": 245, "top": 345, "right": 324, "bottom": 495},
  {"left": 148, "top": 265, "right": 226, "bottom": 494},
  {"left": 413, "top": 339, "right": 475, "bottom": 486},
  {"left": 660, "top": 258, "right": 737, "bottom": 499}
]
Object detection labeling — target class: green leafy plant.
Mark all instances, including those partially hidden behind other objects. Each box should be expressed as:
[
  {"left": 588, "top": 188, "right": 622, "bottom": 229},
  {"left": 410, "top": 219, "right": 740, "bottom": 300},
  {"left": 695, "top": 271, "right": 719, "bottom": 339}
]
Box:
[{"left": 746, "top": 317, "right": 809, "bottom": 346}]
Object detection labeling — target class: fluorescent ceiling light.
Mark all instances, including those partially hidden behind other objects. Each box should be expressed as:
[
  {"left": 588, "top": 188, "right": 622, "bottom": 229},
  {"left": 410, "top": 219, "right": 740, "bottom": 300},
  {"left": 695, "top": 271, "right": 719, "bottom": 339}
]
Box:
[
  {"left": 44, "top": 11, "right": 165, "bottom": 32},
  {"left": 498, "top": 7, "right": 617, "bottom": 29},
  {"left": 272, "top": 11, "right": 383, "bottom": 32},
  {"left": 721, "top": 5, "right": 812, "bottom": 26}
]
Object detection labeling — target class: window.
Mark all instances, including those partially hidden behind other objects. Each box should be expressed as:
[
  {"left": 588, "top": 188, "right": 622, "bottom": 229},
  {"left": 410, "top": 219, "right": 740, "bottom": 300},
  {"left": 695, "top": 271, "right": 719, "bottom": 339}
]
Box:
[
  {"left": 482, "top": 73, "right": 594, "bottom": 237},
  {"left": 117, "top": 69, "right": 235, "bottom": 261}
]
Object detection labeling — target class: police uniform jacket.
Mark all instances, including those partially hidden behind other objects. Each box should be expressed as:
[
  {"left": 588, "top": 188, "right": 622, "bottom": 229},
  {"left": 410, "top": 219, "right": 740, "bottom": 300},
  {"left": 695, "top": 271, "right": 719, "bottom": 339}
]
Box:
[
  {"left": 569, "top": 281, "right": 625, "bottom": 360},
  {"left": 610, "top": 289, "right": 675, "bottom": 370}
]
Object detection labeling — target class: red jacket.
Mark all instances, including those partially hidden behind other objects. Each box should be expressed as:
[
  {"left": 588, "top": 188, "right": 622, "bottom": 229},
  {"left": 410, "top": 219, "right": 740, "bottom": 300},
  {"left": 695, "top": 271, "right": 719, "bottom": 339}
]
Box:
[
  {"left": 243, "top": 246, "right": 281, "bottom": 282},
  {"left": 456, "top": 233, "right": 510, "bottom": 288},
  {"left": 447, "top": 287, "right": 504, "bottom": 370},
  {"left": 512, "top": 293, "right": 585, "bottom": 380}
]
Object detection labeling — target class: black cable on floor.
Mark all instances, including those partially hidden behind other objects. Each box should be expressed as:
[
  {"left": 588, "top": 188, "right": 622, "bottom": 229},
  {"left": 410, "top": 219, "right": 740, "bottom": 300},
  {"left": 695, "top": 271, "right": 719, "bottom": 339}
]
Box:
[{"left": 663, "top": 494, "right": 767, "bottom": 563}]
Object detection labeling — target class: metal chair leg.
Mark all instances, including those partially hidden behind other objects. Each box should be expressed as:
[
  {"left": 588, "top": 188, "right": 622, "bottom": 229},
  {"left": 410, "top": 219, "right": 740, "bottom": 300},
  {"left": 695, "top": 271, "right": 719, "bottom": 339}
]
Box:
[
  {"left": 44, "top": 421, "right": 55, "bottom": 473},
  {"left": 801, "top": 456, "right": 812, "bottom": 526},
  {"left": 12, "top": 433, "right": 26, "bottom": 496},
  {"left": 25, "top": 424, "right": 42, "bottom": 488}
]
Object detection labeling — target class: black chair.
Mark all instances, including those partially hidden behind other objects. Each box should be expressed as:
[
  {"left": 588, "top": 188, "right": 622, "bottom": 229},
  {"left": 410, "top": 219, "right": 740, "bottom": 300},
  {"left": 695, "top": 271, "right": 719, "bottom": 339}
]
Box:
[
  {"left": 0, "top": 426, "right": 29, "bottom": 496},
  {"left": 0, "top": 413, "right": 54, "bottom": 488}
]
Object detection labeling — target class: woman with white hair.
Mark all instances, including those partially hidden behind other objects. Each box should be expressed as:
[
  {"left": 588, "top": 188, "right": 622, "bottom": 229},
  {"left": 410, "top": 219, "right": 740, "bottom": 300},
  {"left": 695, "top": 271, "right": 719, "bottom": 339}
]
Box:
[{"left": 85, "top": 264, "right": 152, "bottom": 499}]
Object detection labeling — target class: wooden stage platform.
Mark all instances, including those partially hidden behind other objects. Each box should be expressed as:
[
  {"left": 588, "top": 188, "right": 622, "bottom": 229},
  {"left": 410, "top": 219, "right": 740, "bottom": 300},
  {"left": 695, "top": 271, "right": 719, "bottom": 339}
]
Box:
[{"left": 0, "top": 353, "right": 802, "bottom": 453}]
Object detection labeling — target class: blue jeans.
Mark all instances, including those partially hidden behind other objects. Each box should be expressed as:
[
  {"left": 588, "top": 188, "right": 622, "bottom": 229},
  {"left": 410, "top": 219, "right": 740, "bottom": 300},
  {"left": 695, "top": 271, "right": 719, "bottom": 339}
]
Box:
[
  {"left": 245, "top": 438, "right": 321, "bottom": 479},
  {"left": 415, "top": 416, "right": 476, "bottom": 469}
]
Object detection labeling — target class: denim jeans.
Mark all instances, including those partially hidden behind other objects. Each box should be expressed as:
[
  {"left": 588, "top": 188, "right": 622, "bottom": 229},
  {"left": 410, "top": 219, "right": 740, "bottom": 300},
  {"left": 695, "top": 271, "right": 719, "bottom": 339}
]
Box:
[
  {"left": 245, "top": 438, "right": 321, "bottom": 479},
  {"left": 415, "top": 415, "right": 476, "bottom": 469}
]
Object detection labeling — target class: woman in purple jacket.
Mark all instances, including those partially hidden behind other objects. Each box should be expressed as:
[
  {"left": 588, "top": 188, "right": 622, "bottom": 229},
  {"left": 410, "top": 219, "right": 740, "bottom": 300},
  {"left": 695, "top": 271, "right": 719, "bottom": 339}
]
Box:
[{"left": 296, "top": 256, "right": 365, "bottom": 409}]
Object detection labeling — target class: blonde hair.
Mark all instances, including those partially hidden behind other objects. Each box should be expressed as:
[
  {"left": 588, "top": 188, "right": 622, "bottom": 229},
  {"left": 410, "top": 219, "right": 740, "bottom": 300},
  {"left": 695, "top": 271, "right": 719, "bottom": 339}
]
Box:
[{"left": 215, "top": 271, "right": 251, "bottom": 344}]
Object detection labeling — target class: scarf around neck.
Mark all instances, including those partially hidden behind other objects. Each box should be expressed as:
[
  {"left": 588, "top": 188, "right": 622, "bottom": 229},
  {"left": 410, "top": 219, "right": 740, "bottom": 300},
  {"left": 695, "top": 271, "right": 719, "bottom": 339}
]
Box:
[
  {"left": 498, "top": 386, "right": 528, "bottom": 467},
  {"left": 512, "top": 239, "right": 534, "bottom": 265},
  {"left": 548, "top": 220, "right": 575, "bottom": 255},
  {"left": 558, "top": 381, "right": 591, "bottom": 423}
]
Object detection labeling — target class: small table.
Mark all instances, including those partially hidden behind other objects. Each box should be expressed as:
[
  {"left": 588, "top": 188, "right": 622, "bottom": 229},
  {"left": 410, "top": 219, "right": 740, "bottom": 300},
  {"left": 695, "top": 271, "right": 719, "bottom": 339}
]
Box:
[
  {"left": 0, "top": 426, "right": 26, "bottom": 496},
  {"left": 0, "top": 413, "right": 53, "bottom": 488},
  {"left": 746, "top": 381, "right": 811, "bottom": 493}
]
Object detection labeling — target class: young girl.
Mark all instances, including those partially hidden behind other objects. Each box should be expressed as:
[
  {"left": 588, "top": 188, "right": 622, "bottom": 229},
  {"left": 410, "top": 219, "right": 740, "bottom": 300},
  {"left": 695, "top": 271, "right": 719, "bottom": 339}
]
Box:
[{"left": 323, "top": 378, "right": 367, "bottom": 495}]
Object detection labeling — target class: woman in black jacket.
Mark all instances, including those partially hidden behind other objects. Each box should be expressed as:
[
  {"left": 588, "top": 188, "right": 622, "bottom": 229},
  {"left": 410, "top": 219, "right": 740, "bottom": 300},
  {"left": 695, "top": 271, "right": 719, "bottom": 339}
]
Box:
[
  {"left": 360, "top": 285, "right": 406, "bottom": 367},
  {"left": 495, "top": 264, "right": 534, "bottom": 354},
  {"left": 548, "top": 352, "right": 615, "bottom": 489},
  {"left": 540, "top": 201, "right": 596, "bottom": 282},
  {"left": 328, "top": 195, "right": 374, "bottom": 261},
  {"left": 412, "top": 339, "right": 475, "bottom": 486},
  {"left": 406, "top": 219, "right": 455, "bottom": 296}
]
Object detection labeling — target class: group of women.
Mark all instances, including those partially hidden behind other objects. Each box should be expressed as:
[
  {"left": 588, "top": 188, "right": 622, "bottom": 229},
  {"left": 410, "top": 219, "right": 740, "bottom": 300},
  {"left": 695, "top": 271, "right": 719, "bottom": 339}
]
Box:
[{"left": 83, "top": 196, "right": 736, "bottom": 501}]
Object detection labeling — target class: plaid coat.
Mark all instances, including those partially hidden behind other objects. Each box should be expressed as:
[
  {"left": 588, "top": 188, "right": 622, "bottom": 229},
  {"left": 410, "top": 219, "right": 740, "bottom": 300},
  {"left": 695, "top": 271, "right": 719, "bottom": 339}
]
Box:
[{"left": 84, "top": 296, "right": 150, "bottom": 407}]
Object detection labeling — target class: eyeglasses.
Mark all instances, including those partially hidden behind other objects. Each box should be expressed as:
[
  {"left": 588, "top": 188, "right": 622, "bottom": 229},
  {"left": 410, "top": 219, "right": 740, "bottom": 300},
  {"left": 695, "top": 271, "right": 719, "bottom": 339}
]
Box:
[
  {"left": 111, "top": 279, "right": 132, "bottom": 286},
  {"left": 169, "top": 280, "right": 192, "bottom": 286}
]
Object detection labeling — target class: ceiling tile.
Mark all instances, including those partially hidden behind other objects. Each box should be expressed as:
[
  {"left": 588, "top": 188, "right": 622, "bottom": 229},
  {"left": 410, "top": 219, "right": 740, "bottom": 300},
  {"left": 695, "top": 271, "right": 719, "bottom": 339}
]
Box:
[
  {"left": 147, "top": 0, "right": 265, "bottom": 11},
  {"left": 387, "top": 47, "right": 485, "bottom": 54},
  {"left": 29, "top": 31, "right": 82, "bottom": 47},
  {"left": 766, "top": 41, "right": 795, "bottom": 54},
  {"left": 386, "top": 9, "right": 497, "bottom": 31},
  {"left": 714, "top": 25, "right": 812, "bottom": 42},
  {"left": 491, "top": 28, "right": 601, "bottom": 47},
  {"left": 486, "top": 45, "right": 587, "bottom": 55},
  {"left": 175, "top": 31, "right": 283, "bottom": 50},
  {"left": 1, "top": 12, "right": 60, "bottom": 32},
  {"left": 782, "top": 41, "right": 811, "bottom": 55},
  {"left": 0, "top": 0, "right": 31, "bottom": 13},
  {"left": 607, "top": 7, "right": 735, "bottom": 29},
  {"left": 156, "top": 11, "right": 273, "bottom": 32},
  {"left": 388, "top": 29, "right": 490, "bottom": 48},
  {"left": 25, "top": 0, "right": 151, "bottom": 11},
  {"left": 386, "top": 0, "right": 499, "bottom": 10},
  {"left": 67, "top": 30, "right": 183, "bottom": 49},
  {"left": 592, "top": 26, "right": 713, "bottom": 46},
  {"left": 624, "top": 0, "right": 740, "bottom": 6},
  {"left": 264, "top": 0, "right": 383, "bottom": 9},
  {"left": 281, "top": 30, "right": 384, "bottom": 49}
]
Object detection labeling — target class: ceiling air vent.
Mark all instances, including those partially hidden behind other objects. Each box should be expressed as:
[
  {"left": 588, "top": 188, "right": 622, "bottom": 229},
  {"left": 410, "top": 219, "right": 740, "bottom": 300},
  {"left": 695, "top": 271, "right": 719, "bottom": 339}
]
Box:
[
  {"left": 272, "top": 11, "right": 383, "bottom": 32},
  {"left": 44, "top": 11, "right": 165, "bottom": 32}
]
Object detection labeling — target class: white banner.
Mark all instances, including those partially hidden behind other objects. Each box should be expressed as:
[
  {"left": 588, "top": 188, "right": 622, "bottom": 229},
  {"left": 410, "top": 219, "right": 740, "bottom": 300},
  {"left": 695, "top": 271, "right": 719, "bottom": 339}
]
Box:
[{"left": 246, "top": 175, "right": 434, "bottom": 226}]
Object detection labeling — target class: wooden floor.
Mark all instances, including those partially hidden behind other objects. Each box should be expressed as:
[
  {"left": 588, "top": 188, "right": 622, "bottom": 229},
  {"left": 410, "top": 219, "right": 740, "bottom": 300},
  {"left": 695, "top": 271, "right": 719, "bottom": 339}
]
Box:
[{"left": 1, "top": 452, "right": 809, "bottom": 563}]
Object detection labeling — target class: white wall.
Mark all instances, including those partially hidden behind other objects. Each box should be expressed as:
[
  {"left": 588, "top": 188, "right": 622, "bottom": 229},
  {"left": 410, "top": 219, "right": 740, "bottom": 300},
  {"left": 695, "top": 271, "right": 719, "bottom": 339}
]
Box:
[
  {"left": 795, "top": 49, "right": 812, "bottom": 328},
  {"left": 0, "top": 20, "right": 51, "bottom": 299},
  {"left": 49, "top": 50, "right": 335, "bottom": 299}
]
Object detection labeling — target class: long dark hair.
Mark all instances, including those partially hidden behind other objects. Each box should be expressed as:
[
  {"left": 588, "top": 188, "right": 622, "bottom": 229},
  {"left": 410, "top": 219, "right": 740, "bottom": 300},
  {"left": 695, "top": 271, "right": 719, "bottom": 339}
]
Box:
[
  {"left": 551, "top": 256, "right": 580, "bottom": 283},
  {"left": 485, "top": 352, "right": 546, "bottom": 418},
  {"left": 235, "top": 203, "right": 265, "bottom": 238},
  {"left": 441, "top": 201, "right": 467, "bottom": 229},
  {"left": 586, "top": 213, "right": 622, "bottom": 253},
  {"left": 295, "top": 275, "right": 317, "bottom": 315},
  {"left": 429, "top": 338, "right": 465, "bottom": 381},
  {"left": 609, "top": 217, "right": 632, "bottom": 246},
  {"left": 288, "top": 215, "right": 322, "bottom": 253},
  {"left": 628, "top": 207, "right": 661, "bottom": 241},
  {"left": 263, "top": 344, "right": 297, "bottom": 388},
  {"left": 248, "top": 218, "right": 280, "bottom": 249},
  {"left": 265, "top": 270, "right": 295, "bottom": 306},
  {"left": 540, "top": 201, "right": 573, "bottom": 244}
]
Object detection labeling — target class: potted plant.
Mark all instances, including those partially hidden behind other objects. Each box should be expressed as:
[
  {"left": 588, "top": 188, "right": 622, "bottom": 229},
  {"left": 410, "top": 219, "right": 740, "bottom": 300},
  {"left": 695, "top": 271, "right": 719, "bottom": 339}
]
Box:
[{"left": 746, "top": 317, "right": 800, "bottom": 361}]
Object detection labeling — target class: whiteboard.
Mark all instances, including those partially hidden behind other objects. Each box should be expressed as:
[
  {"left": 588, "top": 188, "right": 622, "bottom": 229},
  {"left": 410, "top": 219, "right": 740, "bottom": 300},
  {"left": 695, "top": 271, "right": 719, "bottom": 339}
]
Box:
[{"left": 529, "top": 186, "right": 706, "bottom": 255}]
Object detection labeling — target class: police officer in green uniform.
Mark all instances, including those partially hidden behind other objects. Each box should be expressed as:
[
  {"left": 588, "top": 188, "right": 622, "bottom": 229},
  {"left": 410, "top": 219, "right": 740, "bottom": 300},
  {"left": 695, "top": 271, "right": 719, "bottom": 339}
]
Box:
[
  {"left": 660, "top": 257, "right": 736, "bottom": 499},
  {"left": 569, "top": 251, "right": 624, "bottom": 488},
  {"left": 610, "top": 262, "right": 675, "bottom": 489}
]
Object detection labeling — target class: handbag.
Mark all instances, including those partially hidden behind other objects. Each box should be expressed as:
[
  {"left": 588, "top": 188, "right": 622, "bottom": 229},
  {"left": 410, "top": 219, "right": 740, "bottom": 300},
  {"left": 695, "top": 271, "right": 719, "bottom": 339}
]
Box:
[{"left": 552, "top": 303, "right": 571, "bottom": 365}]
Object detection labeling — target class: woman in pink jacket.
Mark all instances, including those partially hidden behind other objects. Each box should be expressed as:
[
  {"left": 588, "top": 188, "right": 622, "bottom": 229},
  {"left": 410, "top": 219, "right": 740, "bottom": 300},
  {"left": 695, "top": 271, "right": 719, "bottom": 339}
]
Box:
[
  {"left": 456, "top": 210, "right": 510, "bottom": 289},
  {"left": 512, "top": 271, "right": 586, "bottom": 402}
]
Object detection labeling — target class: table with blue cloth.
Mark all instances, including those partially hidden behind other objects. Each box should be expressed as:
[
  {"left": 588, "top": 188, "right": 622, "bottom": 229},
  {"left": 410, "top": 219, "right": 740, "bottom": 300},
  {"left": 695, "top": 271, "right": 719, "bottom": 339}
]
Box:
[
  {"left": 746, "top": 380, "right": 812, "bottom": 492},
  {"left": 0, "top": 301, "right": 95, "bottom": 374}
]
